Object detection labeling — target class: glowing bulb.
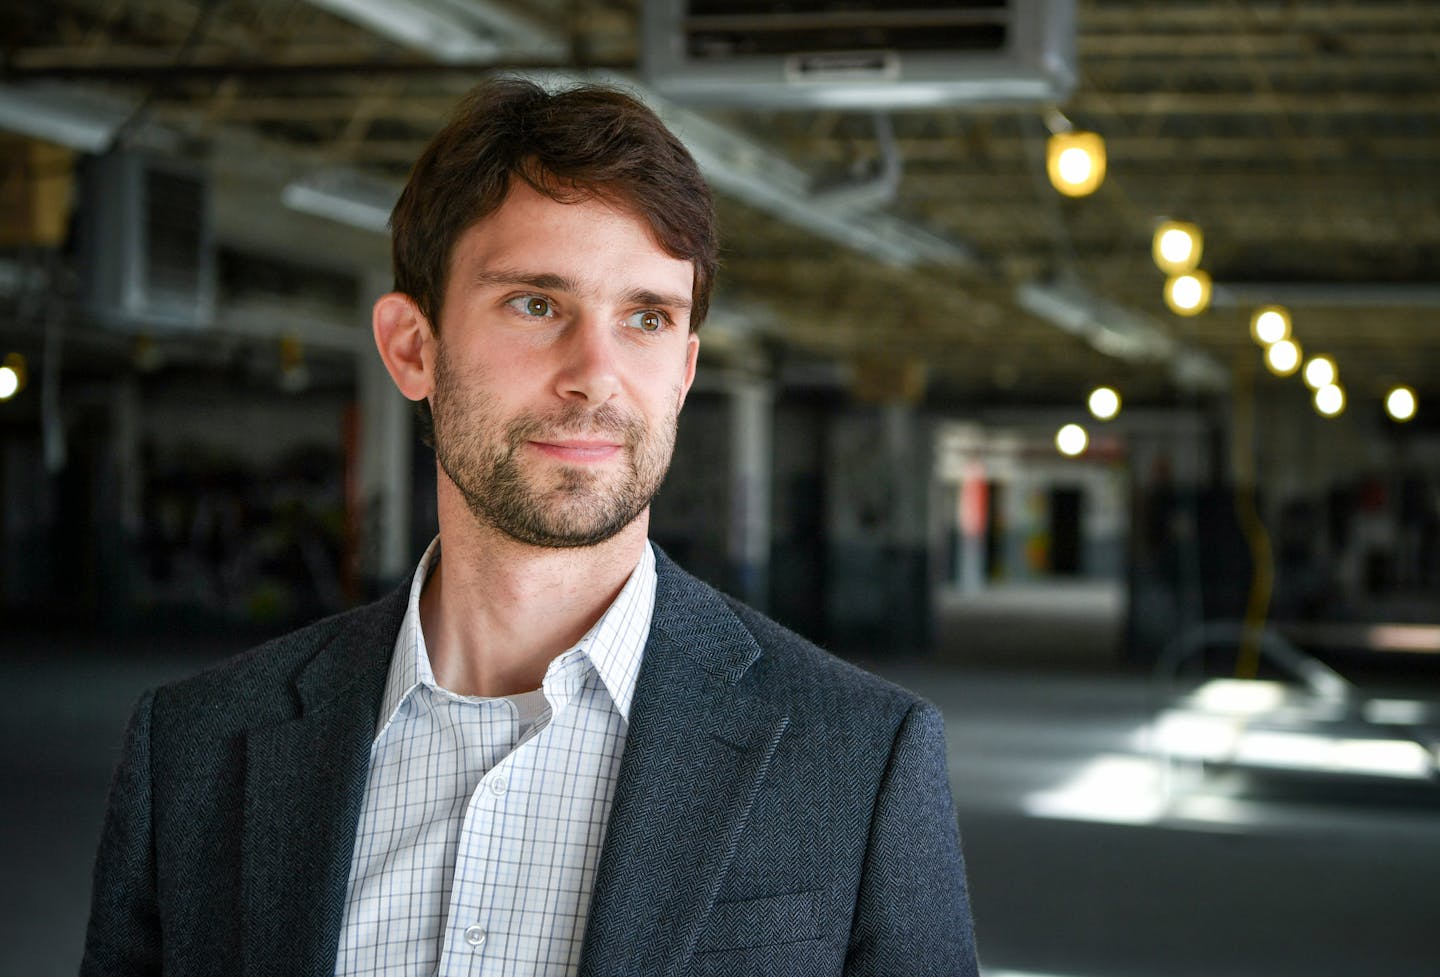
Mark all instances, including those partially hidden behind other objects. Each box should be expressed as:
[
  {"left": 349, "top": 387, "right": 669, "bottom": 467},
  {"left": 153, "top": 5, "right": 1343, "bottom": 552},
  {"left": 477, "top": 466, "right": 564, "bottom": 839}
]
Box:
[
  {"left": 1302, "top": 355, "right": 1336, "bottom": 390},
  {"left": 1046, "top": 131, "right": 1107, "bottom": 198},
  {"left": 1266, "top": 339, "right": 1301, "bottom": 376},
  {"left": 0, "top": 367, "right": 17, "bottom": 401},
  {"left": 1250, "top": 306, "right": 1291, "bottom": 346},
  {"left": 1088, "top": 386, "right": 1121, "bottom": 420},
  {"left": 1386, "top": 386, "right": 1417, "bottom": 422},
  {"left": 1056, "top": 423, "right": 1089, "bottom": 457},
  {"left": 1152, "top": 221, "right": 1203, "bottom": 273},
  {"left": 1315, "top": 382, "right": 1345, "bottom": 417},
  {"left": 1058, "top": 148, "right": 1091, "bottom": 184},
  {"left": 1164, "top": 271, "right": 1212, "bottom": 316}
]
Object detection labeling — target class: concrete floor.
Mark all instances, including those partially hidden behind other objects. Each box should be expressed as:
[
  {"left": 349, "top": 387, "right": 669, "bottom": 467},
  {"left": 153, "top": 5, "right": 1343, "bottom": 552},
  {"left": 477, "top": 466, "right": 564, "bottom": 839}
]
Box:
[{"left": 6, "top": 599, "right": 1439, "bottom": 977}]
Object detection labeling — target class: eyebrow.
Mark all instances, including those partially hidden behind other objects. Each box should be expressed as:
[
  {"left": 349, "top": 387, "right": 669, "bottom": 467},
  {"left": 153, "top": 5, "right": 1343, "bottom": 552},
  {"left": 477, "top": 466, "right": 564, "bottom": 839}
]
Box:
[{"left": 470, "top": 269, "right": 692, "bottom": 313}]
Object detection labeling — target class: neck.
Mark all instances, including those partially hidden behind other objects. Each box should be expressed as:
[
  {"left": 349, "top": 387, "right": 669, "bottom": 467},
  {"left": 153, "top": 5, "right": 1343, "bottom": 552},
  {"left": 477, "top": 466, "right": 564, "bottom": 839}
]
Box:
[{"left": 419, "top": 476, "right": 649, "bottom": 698}]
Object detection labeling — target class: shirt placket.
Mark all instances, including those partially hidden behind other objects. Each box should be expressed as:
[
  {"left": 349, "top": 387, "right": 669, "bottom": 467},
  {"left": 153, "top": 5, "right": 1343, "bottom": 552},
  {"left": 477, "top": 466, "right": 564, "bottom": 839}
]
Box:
[
  {"left": 437, "top": 652, "right": 597, "bottom": 977},
  {"left": 436, "top": 695, "right": 520, "bottom": 976}
]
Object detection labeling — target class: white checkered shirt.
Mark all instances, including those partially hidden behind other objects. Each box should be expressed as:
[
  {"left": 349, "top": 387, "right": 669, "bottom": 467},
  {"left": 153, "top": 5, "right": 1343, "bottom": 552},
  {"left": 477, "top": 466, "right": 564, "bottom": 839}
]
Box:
[{"left": 334, "top": 538, "right": 656, "bottom": 976}]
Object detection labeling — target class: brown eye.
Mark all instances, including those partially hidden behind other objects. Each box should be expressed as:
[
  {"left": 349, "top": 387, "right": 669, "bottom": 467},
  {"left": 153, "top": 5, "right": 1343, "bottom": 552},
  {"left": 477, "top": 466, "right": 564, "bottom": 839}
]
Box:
[{"left": 630, "top": 310, "right": 663, "bottom": 332}]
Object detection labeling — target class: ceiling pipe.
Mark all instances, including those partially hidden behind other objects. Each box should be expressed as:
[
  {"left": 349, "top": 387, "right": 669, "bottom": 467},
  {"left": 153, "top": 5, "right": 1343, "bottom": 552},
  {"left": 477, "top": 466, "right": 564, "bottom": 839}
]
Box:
[{"left": 1213, "top": 283, "right": 1440, "bottom": 308}]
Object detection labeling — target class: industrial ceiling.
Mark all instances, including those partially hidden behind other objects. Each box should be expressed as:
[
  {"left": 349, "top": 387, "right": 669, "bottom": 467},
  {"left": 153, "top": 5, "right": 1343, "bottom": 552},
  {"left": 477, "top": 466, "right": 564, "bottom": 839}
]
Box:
[{"left": 3, "top": 0, "right": 1438, "bottom": 410}]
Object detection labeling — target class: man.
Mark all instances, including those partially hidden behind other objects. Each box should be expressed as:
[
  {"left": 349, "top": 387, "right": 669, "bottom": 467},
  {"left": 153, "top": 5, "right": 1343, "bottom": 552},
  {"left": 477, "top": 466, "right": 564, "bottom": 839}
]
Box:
[{"left": 82, "top": 78, "right": 977, "bottom": 976}]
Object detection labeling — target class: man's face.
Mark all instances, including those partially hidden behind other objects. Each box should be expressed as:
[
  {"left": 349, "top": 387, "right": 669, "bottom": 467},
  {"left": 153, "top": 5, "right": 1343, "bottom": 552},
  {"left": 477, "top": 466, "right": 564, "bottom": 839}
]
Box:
[{"left": 427, "top": 182, "right": 699, "bottom": 548}]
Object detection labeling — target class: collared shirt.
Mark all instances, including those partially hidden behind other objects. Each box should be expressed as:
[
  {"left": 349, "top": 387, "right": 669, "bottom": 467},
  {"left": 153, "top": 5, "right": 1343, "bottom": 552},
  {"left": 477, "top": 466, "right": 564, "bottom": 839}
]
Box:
[{"left": 334, "top": 538, "right": 656, "bottom": 976}]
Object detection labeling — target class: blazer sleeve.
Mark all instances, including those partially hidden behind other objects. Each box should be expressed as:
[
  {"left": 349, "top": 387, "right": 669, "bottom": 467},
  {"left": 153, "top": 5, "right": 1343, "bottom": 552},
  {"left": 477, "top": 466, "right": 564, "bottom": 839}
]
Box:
[
  {"left": 845, "top": 700, "right": 979, "bottom": 976},
  {"left": 81, "top": 689, "right": 163, "bottom": 977}
]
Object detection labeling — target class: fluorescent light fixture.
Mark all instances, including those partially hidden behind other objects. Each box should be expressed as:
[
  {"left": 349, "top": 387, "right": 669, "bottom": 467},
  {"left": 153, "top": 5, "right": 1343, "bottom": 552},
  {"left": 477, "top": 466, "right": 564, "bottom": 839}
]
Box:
[
  {"left": 0, "top": 83, "right": 134, "bottom": 152},
  {"left": 1014, "top": 280, "right": 1229, "bottom": 392},
  {"left": 306, "top": 0, "right": 498, "bottom": 61},
  {"left": 281, "top": 169, "right": 399, "bottom": 234},
  {"left": 304, "top": 0, "right": 563, "bottom": 61}
]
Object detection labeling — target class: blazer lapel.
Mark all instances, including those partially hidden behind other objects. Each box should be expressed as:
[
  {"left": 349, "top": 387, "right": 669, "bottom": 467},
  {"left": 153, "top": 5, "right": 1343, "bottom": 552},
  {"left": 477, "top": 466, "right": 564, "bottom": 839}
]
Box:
[
  {"left": 240, "top": 590, "right": 406, "bottom": 977},
  {"left": 580, "top": 552, "right": 790, "bottom": 977}
]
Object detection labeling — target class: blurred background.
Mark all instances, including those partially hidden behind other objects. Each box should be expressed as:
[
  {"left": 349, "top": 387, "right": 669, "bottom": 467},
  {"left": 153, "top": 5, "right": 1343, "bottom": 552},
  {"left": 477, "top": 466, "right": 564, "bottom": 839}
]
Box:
[{"left": 2, "top": 1, "right": 1439, "bottom": 975}]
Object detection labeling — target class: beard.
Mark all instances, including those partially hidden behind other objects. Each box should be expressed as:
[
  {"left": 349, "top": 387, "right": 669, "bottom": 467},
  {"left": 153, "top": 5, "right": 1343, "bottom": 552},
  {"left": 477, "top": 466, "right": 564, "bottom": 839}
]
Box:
[{"left": 429, "top": 344, "right": 680, "bottom": 549}]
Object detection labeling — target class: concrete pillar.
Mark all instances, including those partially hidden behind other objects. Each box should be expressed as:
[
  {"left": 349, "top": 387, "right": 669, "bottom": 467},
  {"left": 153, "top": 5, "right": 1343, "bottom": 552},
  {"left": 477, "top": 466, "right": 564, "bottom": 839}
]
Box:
[
  {"left": 355, "top": 281, "right": 412, "bottom": 588},
  {"left": 726, "top": 373, "right": 773, "bottom": 611}
]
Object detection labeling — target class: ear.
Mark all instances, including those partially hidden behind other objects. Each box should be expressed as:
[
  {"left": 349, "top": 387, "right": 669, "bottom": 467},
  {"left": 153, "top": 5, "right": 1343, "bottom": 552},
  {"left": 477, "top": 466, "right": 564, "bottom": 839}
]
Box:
[
  {"left": 677, "top": 332, "right": 700, "bottom": 411},
  {"left": 372, "top": 292, "right": 435, "bottom": 401}
]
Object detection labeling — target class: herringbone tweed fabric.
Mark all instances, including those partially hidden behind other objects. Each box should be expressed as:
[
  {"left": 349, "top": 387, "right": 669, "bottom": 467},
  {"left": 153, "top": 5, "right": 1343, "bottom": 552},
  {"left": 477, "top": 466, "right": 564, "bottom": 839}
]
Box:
[{"left": 82, "top": 547, "right": 977, "bottom": 977}]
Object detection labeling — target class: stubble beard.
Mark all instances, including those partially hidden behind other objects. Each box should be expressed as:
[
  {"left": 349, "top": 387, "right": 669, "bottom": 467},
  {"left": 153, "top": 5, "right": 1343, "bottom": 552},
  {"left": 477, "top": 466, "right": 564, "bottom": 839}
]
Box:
[{"left": 430, "top": 345, "right": 680, "bottom": 549}]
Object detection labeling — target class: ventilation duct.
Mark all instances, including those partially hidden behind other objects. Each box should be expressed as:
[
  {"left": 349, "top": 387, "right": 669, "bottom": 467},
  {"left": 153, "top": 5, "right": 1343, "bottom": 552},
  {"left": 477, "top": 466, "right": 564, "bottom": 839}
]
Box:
[
  {"left": 642, "top": 0, "right": 1077, "bottom": 108},
  {"left": 78, "top": 152, "right": 215, "bottom": 332}
]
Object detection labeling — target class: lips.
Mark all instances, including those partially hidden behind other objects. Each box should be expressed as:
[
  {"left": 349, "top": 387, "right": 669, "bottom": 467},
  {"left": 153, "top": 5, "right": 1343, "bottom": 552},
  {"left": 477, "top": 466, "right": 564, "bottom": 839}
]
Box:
[{"left": 529, "top": 439, "right": 624, "bottom": 462}]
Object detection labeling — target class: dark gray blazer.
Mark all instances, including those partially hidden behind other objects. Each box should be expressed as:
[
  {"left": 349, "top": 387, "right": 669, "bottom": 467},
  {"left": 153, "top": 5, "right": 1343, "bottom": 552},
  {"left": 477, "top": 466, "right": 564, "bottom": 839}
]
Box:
[{"left": 82, "top": 549, "right": 977, "bottom": 976}]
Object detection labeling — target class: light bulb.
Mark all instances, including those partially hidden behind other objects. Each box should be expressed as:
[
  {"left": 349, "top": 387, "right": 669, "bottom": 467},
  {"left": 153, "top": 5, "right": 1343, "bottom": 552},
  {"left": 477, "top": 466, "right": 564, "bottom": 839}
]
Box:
[
  {"left": 1153, "top": 221, "right": 1203, "bottom": 273},
  {"left": 1302, "top": 355, "right": 1336, "bottom": 390},
  {"left": 1046, "top": 131, "right": 1107, "bottom": 198},
  {"left": 1266, "top": 339, "right": 1301, "bottom": 376},
  {"left": 1251, "top": 306, "right": 1291, "bottom": 346},
  {"left": 1315, "top": 383, "right": 1345, "bottom": 417},
  {"left": 1164, "top": 271, "right": 1212, "bottom": 316},
  {"left": 1056, "top": 423, "right": 1089, "bottom": 457},
  {"left": 1386, "top": 386, "right": 1417, "bottom": 422},
  {"left": 1088, "top": 386, "right": 1121, "bottom": 420}
]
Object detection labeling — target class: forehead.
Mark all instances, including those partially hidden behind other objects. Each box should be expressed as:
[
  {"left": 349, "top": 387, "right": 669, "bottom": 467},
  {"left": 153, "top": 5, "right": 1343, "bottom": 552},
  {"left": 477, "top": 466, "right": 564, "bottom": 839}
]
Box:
[{"left": 449, "top": 183, "right": 693, "bottom": 296}]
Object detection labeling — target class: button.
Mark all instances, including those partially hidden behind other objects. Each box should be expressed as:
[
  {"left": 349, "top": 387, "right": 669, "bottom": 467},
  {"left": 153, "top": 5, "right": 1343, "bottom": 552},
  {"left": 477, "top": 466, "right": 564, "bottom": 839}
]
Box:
[
  {"left": 463, "top": 924, "right": 487, "bottom": 948},
  {"left": 489, "top": 776, "right": 508, "bottom": 796}
]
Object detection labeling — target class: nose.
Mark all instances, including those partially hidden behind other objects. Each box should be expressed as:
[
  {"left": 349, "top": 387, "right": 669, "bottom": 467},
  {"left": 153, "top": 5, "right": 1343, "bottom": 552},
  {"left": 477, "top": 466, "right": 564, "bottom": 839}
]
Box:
[{"left": 554, "top": 315, "right": 621, "bottom": 405}]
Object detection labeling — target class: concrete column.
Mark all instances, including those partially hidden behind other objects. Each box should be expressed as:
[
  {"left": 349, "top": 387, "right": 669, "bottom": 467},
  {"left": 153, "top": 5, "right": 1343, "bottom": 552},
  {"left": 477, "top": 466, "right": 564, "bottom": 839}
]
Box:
[
  {"left": 726, "top": 373, "right": 773, "bottom": 611},
  {"left": 356, "top": 281, "right": 412, "bottom": 588}
]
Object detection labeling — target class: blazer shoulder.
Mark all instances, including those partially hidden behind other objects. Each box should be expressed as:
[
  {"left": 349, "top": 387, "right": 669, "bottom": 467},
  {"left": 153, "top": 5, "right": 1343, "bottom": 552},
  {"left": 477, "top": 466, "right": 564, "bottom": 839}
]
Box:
[
  {"left": 150, "top": 585, "right": 407, "bottom": 732},
  {"left": 720, "top": 593, "right": 928, "bottom": 713}
]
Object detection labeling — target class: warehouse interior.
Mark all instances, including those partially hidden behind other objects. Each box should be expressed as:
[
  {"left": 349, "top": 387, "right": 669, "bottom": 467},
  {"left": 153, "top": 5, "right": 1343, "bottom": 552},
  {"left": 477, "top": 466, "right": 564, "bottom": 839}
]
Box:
[{"left": 2, "top": 2, "right": 1439, "bottom": 975}]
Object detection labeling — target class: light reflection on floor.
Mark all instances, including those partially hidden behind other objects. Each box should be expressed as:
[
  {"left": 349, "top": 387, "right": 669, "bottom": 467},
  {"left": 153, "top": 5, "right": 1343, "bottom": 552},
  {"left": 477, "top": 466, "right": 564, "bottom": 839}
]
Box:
[{"left": 871, "top": 662, "right": 1440, "bottom": 977}]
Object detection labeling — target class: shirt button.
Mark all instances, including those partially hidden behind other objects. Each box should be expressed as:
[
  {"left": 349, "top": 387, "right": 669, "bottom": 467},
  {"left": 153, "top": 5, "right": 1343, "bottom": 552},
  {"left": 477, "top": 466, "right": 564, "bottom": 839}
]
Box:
[
  {"left": 464, "top": 924, "right": 487, "bottom": 948},
  {"left": 489, "top": 776, "right": 508, "bottom": 796}
]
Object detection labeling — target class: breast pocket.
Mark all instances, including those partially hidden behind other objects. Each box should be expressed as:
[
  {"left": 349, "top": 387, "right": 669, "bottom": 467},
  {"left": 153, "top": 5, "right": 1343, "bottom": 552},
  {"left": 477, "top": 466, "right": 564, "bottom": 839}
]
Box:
[{"left": 694, "top": 888, "right": 824, "bottom": 953}]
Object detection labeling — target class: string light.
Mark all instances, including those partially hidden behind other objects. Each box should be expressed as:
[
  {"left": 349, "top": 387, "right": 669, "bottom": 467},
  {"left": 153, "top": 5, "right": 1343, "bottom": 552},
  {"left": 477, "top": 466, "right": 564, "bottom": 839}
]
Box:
[
  {"left": 1265, "top": 338, "right": 1302, "bottom": 376},
  {"left": 1250, "top": 306, "right": 1291, "bottom": 346},
  {"left": 0, "top": 353, "right": 26, "bottom": 401},
  {"left": 1088, "top": 386, "right": 1121, "bottom": 420},
  {"left": 1302, "top": 355, "right": 1337, "bottom": 391},
  {"left": 1056, "top": 423, "right": 1089, "bottom": 456},
  {"left": 1152, "top": 221, "right": 1203, "bottom": 274},
  {"left": 1386, "top": 386, "right": 1417, "bottom": 422},
  {"left": 1164, "top": 271, "right": 1212, "bottom": 316},
  {"left": 1314, "top": 382, "right": 1345, "bottom": 417},
  {"left": 1047, "top": 131, "right": 1107, "bottom": 197}
]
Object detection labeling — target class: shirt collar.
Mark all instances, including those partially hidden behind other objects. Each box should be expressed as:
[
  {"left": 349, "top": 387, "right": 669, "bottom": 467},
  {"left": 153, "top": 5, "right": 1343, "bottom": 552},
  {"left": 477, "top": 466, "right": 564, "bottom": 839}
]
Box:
[{"left": 375, "top": 537, "right": 656, "bottom": 738}]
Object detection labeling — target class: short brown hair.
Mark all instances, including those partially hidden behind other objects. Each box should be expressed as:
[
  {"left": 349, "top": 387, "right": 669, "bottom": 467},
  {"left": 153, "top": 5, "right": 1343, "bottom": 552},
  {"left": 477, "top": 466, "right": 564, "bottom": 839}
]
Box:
[{"left": 390, "top": 77, "right": 719, "bottom": 333}]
